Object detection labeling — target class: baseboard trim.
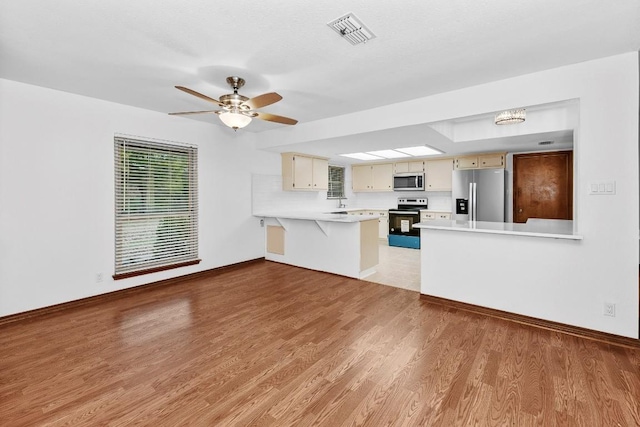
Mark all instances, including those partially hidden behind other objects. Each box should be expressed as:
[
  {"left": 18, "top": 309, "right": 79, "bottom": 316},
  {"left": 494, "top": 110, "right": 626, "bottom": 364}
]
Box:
[
  {"left": 420, "top": 294, "right": 640, "bottom": 349},
  {"left": 0, "top": 258, "right": 266, "bottom": 327}
]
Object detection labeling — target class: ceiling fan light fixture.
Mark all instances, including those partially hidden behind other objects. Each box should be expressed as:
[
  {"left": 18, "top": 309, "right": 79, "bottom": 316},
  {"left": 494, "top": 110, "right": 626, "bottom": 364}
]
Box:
[
  {"left": 219, "top": 112, "right": 252, "bottom": 130},
  {"left": 495, "top": 109, "right": 526, "bottom": 125}
]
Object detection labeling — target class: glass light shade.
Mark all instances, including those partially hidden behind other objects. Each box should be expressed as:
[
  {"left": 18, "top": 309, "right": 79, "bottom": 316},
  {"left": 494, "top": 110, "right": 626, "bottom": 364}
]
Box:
[
  {"left": 219, "top": 112, "right": 252, "bottom": 129},
  {"left": 495, "top": 109, "right": 526, "bottom": 125}
]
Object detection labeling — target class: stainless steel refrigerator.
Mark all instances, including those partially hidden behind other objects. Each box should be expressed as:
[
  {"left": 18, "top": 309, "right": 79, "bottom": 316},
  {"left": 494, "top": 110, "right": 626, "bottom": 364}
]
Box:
[{"left": 452, "top": 168, "right": 505, "bottom": 222}]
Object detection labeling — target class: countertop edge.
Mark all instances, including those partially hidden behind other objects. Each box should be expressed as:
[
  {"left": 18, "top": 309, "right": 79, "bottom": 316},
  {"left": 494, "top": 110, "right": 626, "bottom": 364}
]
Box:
[
  {"left": 253, "top": 212, "right": 378, "bottom": 223},
  {"left": 415, "top": 222, "right": 583, "bottom": 240}
]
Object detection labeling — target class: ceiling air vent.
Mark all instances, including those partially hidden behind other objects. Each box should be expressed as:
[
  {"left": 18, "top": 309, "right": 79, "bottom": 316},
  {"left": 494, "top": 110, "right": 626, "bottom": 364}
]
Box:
[
  {"left": 327, "top": 13, "right": 376, "bottom": 45},
  {"left": 538, "top": 140, "right": 554, "bottom": 146}
]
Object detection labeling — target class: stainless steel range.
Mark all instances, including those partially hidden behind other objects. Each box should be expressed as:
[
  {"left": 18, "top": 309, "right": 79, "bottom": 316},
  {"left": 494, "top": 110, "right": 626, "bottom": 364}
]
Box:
[{"left": 388, "top": 198, "right": 428, "bottom": 249}]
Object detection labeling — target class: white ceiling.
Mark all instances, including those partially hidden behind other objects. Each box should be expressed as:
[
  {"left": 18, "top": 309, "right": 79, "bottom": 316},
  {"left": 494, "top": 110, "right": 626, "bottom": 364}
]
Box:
[{"left": 1, "top": 0, "right": 639, "bottom": 160}]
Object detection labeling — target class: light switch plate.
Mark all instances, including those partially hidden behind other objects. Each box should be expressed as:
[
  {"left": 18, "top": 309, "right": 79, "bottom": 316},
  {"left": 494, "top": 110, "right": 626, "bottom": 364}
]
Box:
[{"left": 589, "top": 181, "right": 616, "bottom": 195}]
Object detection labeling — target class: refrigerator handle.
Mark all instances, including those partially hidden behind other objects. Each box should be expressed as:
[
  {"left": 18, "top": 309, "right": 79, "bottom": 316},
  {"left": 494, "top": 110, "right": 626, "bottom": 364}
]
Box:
[
  {"left": 472, "top": 182, "right": 478, "bottom": 221},
  {"left": 469, "top": 182, "right": 474, "bottom": 221}
]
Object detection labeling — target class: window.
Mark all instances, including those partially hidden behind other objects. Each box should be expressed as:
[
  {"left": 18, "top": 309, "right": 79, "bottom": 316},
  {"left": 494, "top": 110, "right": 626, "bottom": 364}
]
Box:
[
  {"left": 327, "top": 165, "right": 345, "bottom": 199},
  {"left": 114, "top": 136, "right": 199, "bottom": 279}
]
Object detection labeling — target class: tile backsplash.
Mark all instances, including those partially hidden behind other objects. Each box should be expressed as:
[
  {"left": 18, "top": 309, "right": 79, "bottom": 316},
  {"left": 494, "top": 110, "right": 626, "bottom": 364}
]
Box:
[{"left": 252, "top": 174, "right": 452, "bottom": 214}]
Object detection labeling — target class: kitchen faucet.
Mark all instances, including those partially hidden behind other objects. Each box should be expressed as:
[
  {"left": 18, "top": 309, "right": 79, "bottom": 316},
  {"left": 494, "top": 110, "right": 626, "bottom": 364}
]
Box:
[{"left": 337, "top": 197, "right": 346, "bottom": 208}]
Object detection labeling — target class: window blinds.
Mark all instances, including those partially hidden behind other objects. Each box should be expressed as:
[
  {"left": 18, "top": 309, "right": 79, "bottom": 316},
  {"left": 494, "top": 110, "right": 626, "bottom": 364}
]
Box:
[
  {"left": 327, "top": 165, "right": 345, "bottom": 199},
  {"left": 114, "top": 137, "right": 198, "bottom": 276}
]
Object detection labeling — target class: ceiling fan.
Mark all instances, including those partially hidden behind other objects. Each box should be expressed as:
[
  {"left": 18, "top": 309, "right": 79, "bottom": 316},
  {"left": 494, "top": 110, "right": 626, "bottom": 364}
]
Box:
[{"left": 169, "top": 76, "right": 298, "bottom": 130}]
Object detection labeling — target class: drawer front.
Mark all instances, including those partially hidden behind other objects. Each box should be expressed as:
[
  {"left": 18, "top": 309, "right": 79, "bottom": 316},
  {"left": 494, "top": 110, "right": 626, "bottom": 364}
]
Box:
[
  {"left": 436, "top": 213, "right": 451, "bottom": 220},
  {"left": 421, "top": 212, "right": 436, "bottom": 220}
]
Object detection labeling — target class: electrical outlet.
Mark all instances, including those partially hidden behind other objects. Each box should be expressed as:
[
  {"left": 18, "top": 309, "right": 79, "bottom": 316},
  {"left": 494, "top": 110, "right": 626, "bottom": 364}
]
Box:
[
  {"left": 603, "top": 302, "right": 615, "bottom": 317},
  {"left": 96, "top": 272, "right": 104, "bottom": 283},
  {"left": 260, "top": 219, "right": 264, "bottom": 227}
]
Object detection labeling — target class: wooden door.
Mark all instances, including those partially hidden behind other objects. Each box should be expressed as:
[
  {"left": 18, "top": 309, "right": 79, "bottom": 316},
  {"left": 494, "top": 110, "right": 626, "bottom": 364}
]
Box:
[{"left": 513, "top": 151, "right": 573, "bottom": 223}]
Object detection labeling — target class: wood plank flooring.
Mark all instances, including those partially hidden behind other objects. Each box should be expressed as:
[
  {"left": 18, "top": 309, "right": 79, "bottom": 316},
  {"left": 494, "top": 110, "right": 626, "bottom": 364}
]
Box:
[{"left": 1, "top": 260, "right": 639, "bottom": 426}]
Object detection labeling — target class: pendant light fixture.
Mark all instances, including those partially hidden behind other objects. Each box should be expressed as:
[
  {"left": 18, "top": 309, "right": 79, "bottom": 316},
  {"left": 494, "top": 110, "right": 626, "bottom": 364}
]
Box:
[{"left": 495, "top": 109, "right": 526, "bottom": 125}]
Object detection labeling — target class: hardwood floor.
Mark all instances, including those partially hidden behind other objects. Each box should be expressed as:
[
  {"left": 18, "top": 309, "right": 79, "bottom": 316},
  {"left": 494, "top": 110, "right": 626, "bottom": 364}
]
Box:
[{"left": 1, "top": 260, "right": 639, "bottom": 426}]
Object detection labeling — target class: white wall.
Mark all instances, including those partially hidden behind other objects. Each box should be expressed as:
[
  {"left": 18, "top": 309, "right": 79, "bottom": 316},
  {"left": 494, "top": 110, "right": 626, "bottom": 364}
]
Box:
[
  {"left": 2, "top": 51, "right": 638, "bottom": 338},
  {"left": 254, "top": 52, "right": 640, "bottom": 338},
  {"left": 0, "top": 78, "right": 280, "bottom": 317}
]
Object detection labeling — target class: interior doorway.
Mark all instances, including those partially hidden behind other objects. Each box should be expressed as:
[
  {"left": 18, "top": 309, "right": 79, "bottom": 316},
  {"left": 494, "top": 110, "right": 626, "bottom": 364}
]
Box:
[{"left": 513, "top": 151, "right": 573, "bottom": 223}]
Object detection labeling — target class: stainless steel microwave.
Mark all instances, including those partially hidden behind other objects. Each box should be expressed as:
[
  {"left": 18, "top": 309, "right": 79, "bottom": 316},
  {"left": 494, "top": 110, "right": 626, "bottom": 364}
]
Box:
[{"left": 393, "top": 173, "right": 425, "bottom": 191}]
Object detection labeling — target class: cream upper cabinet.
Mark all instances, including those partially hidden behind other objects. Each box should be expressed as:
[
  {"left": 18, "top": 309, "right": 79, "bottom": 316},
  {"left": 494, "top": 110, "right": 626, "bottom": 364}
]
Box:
[
  {"left": 454, "top": 156, "right": 478, "bottom": 170},
  {"left": 312, "top": 158, "right": 328, "bottom": 189},
  {"left": 372, "top": 163, "right": 393, "bottom": 191},
  {"left": 352, "top": 163, "right": 393, "bottom": 192},
  {"left": 282, "top": 153, "right": 328, "bottom": 191},
  {"left": 425, "top": 158, "right": 453, "bottom": 191},
  {"left": 394, "top": 160, "right": 425, "bottom": 173},
  {"left": 478, "top": 153, "right": 505, "bottom": 168},
  {"left": 454, "top": 152, "right": 506, "bottom": 170},
  {"left": 352, "top": 165, "right": 373, "bottom": 191}
]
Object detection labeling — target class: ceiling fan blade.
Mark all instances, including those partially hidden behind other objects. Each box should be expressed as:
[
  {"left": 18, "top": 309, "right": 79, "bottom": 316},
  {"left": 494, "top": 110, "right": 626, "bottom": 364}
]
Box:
[
  {"left": 242, "top": 92, "right": 282, "bottom": 110},
  {"left": 169, "top": 110, "right": 220, "bottom": 115},
  {"left": 175, "top": 86, "right": 221, "bottom": 105},
  {"left": 254, "top": 111, "right": 298, "bottom": 125}
]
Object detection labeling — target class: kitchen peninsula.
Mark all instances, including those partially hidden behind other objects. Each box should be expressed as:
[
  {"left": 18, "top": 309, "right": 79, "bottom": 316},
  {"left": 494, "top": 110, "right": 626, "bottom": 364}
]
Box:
[
  {"left": 414, "top": 219, "right": 585, "bottom": 328},
  {"left": 256, "top": 212, "right": 379, "bottom": 279}
]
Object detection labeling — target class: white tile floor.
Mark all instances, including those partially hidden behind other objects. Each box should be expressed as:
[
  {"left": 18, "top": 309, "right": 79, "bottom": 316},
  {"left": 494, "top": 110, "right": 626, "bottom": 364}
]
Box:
[{"left": 365, "top": 240, "right": 421, "bottom": 292}]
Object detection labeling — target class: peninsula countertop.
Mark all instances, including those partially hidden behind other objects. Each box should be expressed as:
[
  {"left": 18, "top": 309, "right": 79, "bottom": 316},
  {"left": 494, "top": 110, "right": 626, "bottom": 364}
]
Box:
[
  {"left": 414, "top": 218, "right": 583, "bottom": 240},
  {"left": 254, "top": 211, "right": 380, "bottom": 223}
]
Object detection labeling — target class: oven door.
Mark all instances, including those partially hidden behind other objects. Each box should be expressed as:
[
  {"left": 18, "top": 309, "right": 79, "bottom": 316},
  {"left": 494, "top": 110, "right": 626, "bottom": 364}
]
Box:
[{"left": 388, "top": 210, "right": 421, "bottom": 237}]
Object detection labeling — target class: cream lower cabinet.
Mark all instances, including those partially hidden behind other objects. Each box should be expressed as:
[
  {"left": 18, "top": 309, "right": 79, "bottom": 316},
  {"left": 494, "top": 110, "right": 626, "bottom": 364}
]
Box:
[
  {"left": 352, "top": 163, "right": 393, "bottom": 192},
  {"left": 349, "top": 210, "right": 388, "bottom": 238},
  {"left": 377, "top": 211, "right": 388, "bottom": 239},
  {"left": 421, "top": 211, "right": 451, "bottom": 221},
  {"left": 365, "top": 210, "right": 389, "bottom": 238},
  {"left": 282, "top": 153, "right": 328, "bottom": 191}
]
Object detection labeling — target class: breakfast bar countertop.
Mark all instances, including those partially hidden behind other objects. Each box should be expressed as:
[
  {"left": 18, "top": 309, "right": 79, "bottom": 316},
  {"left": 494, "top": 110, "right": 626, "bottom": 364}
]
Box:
[
  {"left": 254, "top": 211, "right": 380, "bottom": 223},
  {"left": 414, "top": 218, "right": 583, "bottom": 240}
]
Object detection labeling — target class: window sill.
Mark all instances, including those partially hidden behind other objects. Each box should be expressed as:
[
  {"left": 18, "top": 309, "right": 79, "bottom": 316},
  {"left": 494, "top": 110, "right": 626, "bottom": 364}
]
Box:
[{"left": 113, "top": 259, "right": 201, "bottom": 280}]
